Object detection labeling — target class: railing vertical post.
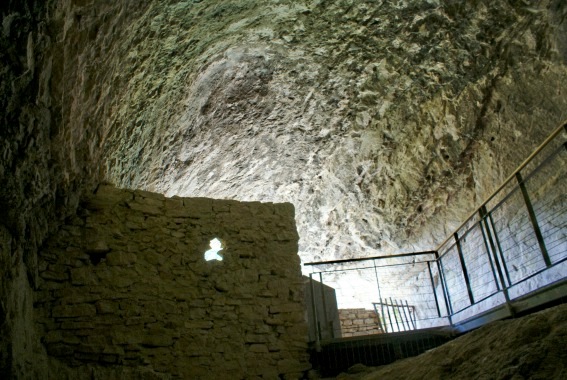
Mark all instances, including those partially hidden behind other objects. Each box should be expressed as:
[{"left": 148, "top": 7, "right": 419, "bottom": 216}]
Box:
[
  {"left": 390, "top": 297, "right": 401, "bottom": 332},
  {"left": 454, "top": 232, "right": 475, "bottom": 305},
  {"left": 436, "top": 253, "right": 453, "bottom": 323},
  {"left": 406, "top": 300, "right": 417, "bottom": 329},
  {"left": 478, "top": 214, "right": 500, "bottom": 291},
  {"left": 384, "top": 298, "right": 393, "bottom": 333},
  {"left": 515, "top": 172, "right": 551, "bottom": 267},
  {"left": 397, "top": 299, "right": 409, "bottom": 331},
  {"left": 381, "top": 301, "right": 388, "bottom": 333},
  {"left": 480, "top": 206, "right": 514, "bottom": 317},
  {"left": 373, "top": 260, "right": 385, "bottom": 333},
  {"left": 427, "top": 261, "right": 442, "bottom": 318},
  {"left": 318, "top": 273, "right": 329, "bottom": 339},
  {"left": 488, "top": 213, "right": 512, "bottom": 286},
  {"left": 309, "top": 273, "right": 321, "bottom": 352}
]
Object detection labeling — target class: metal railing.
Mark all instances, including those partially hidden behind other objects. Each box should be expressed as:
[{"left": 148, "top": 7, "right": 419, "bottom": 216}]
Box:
[
  {"left": 306, "top": 121, "right": 567, "bottom": 343},
  {"left": 373, "top": 299, "right": 416, "bottom": 333}
]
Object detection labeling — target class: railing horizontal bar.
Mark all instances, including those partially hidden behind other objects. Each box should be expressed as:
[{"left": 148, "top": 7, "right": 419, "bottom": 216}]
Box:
[
  {"left": 311, "top": 259, "right": 436, "bottom": 275},
  {"left": 488, "top": 142, "right": 565, "bottom": 214},
  {"left": 313, "top": 260, "right": 435, "bottom": 273},
  {"left": 450, "top": 291, "right": 504, "bottom": 315},
  {"left": 506, "top": 256, "right": 567, "bottom": 288},
  {"left": 304, "top": 250, "right": 438, "bottom": 266}
]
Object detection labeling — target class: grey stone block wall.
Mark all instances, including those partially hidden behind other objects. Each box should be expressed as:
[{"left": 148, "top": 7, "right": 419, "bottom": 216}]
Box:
[{"left": 35, "top": 184, "right": 310, "bottom": 379}]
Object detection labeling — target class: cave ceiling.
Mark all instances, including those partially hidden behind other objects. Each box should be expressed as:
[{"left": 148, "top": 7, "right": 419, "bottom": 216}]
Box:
[{"left": 64, "top": 0, "right": 567, "bottom": 265}]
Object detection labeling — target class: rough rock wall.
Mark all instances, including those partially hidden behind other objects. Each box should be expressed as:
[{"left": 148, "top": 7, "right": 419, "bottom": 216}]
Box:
[
  {"left": 1, "top": 0, "right": 152, "bottom": 376},
  {"left": 1, "top": 0, "right": 567, "bottom": 377},
  {"left": 97, "top": 0, "right": 567, "bottom": 263},
  {"left": 35, "top": 184, "right": 309, "bottom": 379}
]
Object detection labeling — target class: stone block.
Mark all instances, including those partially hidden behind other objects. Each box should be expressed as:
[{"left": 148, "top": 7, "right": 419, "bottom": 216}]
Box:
[
  {"left": 60, "top": 321, "right": 95, "bottom": 330},
  {"left": 74, "top": 352, "right": 101, "bottom": 362},
  {"left": 164, "top": 198, "right": 184, "bottom": 214},
  {"left": 126, "top": 316, "right": 156, "bottom": 326},
  {"left": 141, "top": 333, "right": 174, "bottom": 347},
  {"left": 142, "top": 299, "right": 176, "bottom": 314},
  {"left": 84, "top": 184, "right": 133, "bottom": 210},
  {"left": 40, "top": 269, "right": 69, "bottom": 282},
  {"left": 245, "top": 334, "right": 269, "bottom": 343},
  {"left": 212, "top": 200, "right": 231, "bottom": 212},
  {"left": 47, "top": 343, "right": 74, "bottom": 357},
  {"left": 127, "top": 200, "right": 162, "bottom": 216},
  {"left": 52, "top": 303, "right": 96, "bottom": 318},
  {"left": 140, "top": 251, "right": 165, "bottom": 266},
  {"left": 106, "top": 251, "right": 137, "bottom": 266},
  {"left": 249, "top": 344, "right": 269, "bottom": 353},
  {"left": 274, "top": 203, "right": 295, "bottom": 218},
  {"left": 257, "top": 366, "right": 280, "bottom": 380},
  {"left": 269, "top": 304, "right": 302, "bottom": 314},
  {"left": 134, "top": 189, "right": 165, "bottom": 201},
  {"left": 96, "top": 266, "right": 136, "bottom": 287},
  {"left": 184, "top": 321, "right": 214, "bottom": 329},
  {"left": 240, "top": 229, "right": 260, "bottom": 242},
  {"left": 277, "top": 358, "right": 311, "bottom": 374},
  {"left": 183, "top": 198, "right": 213, "bottom": 217},
  {"left": 170, "top": 230, "right": 185, "bottom": 238},
  {"left": 101, "top": 354, "right": 119, "bottom": 364},
  {"left": 43, "top": 330, "right": 64, "bottom": 344},
  {"left": 96, "top": 300, "right": 118, "bottom": 314},
  {"left": 112, "top": 329, "right": 144, "bottom": 345},
  {"left": 61, "top": 332, "right": 82, "bottom": 345},
  {"left": 274, "top": 230, "right": 299, "bottom": 242},
  {"left": 56, "top": 287, "right": 103, "bottom": 303}
]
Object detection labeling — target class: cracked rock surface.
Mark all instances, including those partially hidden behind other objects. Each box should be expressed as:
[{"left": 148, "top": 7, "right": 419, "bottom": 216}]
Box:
[
  {"left": 1, "top": 0, "right": 566, "bottom": 376},
  {"left": 98, "top": 0, "right": 567, "bottom": 264}
]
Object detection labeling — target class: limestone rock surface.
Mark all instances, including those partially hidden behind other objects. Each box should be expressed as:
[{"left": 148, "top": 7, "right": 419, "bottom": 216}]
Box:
[
  {"left": 96, "top": 0, "right": 567, "bottom": 264},
  {"left": 1, "top": 0, "right": 567, "bottom": 377}
]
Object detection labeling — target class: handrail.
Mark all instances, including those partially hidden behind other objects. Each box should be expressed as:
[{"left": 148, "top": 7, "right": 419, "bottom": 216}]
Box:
[
  {"left": 435, "top": 119, "right": 567, "bottom": 252},
  {"left": 304, "top": 250, "right": 438, "bottom": 266},
  {"left": 307, "top": 122, "right": 567, "bottom": 341}
]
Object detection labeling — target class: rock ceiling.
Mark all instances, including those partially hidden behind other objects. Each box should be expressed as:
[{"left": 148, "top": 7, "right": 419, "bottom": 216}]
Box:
[
  {"left": 92, "top": 0, "right": 567, "bottom": 265},
  {"left": 3, "top": 1, "right": 566, "bottom": 376},
  {"left": 53, "top": 0, "right": 567, "bottom": 264}
]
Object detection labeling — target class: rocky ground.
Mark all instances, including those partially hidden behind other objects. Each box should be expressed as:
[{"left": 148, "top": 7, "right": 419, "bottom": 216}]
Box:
[{"left": 327, "top": 303, "right": 567, "bottom": 380}]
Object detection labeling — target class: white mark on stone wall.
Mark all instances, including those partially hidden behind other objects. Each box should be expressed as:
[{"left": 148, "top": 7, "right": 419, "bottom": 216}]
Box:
[{"left": 204, "top": 238, "right": 223, "bottom": 261}]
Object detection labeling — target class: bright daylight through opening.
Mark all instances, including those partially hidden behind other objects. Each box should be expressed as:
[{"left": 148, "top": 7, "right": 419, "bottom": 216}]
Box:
[{"left": 204, "top": 238, "right": 224, "bottom": 261}]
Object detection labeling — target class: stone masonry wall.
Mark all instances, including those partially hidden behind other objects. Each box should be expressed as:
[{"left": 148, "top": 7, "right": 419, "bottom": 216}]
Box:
[
  {"left": 34, "top": 184, "right": 310, "bottom": 379},
  {"left": 338, "top": 309, "right": 383, "bottom": 337}
]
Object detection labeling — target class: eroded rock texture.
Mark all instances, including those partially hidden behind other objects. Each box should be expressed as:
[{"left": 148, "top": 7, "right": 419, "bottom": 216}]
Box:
[
  {"left": 1, "top": 0, "right": 566, "bottom": 377},
  {"left": 98, "top": 0, "right": 567, "bottom": 262}
]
